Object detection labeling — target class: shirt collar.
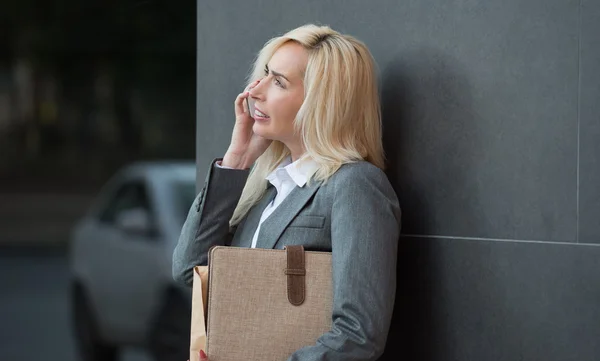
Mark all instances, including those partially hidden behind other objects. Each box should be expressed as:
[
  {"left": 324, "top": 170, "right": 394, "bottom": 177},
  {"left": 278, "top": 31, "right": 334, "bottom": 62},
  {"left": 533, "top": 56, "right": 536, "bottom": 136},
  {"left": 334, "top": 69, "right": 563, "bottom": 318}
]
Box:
[{"left": 265, "top": 155, "right": 319, "bottom": 188}]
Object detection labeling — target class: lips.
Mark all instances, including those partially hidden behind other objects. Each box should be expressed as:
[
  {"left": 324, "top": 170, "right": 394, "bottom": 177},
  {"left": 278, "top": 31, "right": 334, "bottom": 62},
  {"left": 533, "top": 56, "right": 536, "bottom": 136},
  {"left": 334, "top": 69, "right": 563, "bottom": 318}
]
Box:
[{"left": 254, "top": 106, "right": 270, "bottom": 119}]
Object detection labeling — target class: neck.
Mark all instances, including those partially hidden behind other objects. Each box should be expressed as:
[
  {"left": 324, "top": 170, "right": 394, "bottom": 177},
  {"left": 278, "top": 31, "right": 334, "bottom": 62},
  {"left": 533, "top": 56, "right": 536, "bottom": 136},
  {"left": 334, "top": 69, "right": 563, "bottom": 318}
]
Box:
[{"left": 285, "top": 141, "right": 305, "bottom": 162}]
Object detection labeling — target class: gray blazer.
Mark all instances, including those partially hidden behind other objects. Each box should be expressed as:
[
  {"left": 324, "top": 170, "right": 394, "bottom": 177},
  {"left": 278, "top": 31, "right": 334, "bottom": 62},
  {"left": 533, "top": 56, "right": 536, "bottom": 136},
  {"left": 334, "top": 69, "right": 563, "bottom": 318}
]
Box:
[{"left": 173, "top": 158, "right": 401, "bottom": 361}]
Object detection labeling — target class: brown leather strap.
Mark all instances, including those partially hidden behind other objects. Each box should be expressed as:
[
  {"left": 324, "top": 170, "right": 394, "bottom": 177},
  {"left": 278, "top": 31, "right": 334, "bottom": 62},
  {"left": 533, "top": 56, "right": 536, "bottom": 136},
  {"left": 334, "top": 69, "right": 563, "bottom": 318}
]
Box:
[{"left": 284, "top": 245, "right": 305, "bottom": 306}]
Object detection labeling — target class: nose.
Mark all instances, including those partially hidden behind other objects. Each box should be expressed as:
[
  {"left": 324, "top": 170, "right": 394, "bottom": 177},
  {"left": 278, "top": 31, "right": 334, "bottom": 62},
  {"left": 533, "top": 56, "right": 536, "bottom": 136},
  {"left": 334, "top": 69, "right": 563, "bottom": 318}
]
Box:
[{"left": 248, "top": 77, "right": 267, "bottom": 100}]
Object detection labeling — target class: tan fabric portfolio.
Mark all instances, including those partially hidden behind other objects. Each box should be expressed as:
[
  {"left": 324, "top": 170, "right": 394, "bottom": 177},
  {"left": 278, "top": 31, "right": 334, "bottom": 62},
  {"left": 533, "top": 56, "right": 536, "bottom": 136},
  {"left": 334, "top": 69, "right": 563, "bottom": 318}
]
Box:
[{"left": 190, "top": 245, "right": 333, "bottom": 361}]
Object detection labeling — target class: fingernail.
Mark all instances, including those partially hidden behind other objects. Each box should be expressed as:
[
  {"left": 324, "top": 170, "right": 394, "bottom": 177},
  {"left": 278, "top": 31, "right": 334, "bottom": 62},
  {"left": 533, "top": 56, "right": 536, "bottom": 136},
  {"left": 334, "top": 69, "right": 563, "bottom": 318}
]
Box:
[{"left": 200, "top": 350, "right": 207, "bottom": 359}]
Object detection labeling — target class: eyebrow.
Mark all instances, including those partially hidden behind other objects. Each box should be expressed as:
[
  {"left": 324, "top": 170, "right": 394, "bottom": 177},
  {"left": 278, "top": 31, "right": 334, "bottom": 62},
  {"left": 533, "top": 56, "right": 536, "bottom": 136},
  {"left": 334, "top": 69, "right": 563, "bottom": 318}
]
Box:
[{"left": 265, "top": 65, "right": 290, "bottom": 82}]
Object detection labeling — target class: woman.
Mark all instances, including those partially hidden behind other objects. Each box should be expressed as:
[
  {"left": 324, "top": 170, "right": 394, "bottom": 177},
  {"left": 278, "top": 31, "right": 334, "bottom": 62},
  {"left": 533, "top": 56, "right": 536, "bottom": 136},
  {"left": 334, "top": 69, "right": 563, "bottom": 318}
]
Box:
[{"left": 173, "top": 24, "right": 401, "bottom": 361}]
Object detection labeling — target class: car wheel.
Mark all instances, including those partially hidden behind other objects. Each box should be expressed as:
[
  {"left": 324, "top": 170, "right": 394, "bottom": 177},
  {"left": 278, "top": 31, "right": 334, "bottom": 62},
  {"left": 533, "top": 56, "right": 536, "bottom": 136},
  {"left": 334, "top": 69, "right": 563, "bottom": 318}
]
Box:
[
  {"left": 71, "top": 283, "right": 119, "bottom": 361},
  {"left": 148, "top": 288, "right": 191, "bottom": 361}
]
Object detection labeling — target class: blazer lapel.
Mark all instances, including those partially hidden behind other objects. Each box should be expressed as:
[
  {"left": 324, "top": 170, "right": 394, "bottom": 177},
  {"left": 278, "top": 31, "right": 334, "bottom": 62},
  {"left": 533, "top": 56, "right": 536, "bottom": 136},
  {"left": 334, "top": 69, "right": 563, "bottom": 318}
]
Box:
[{"left": 255, "top": 180, "right": 323, "bottom": 250}]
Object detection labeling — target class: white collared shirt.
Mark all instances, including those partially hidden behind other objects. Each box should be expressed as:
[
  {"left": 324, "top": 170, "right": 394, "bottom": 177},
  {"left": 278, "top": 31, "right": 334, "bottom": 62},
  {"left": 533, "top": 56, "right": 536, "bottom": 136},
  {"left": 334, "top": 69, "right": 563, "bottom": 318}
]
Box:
[{"left": 250, "top": 156, "right": 319, "bottom": 248}]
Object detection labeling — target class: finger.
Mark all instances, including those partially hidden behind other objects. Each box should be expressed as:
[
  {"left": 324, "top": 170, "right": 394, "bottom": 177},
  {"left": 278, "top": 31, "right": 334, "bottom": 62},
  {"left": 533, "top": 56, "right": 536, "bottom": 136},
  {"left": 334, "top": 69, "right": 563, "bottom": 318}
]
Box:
[
  {"left": 234, "top": 91, "right": 250, "bottom": 115},
  {"left": 199, "top": 350, "right": 208, "bottom": 361},
  {"left": 245, "top": 79, "right": 260, "bottom": 91}
]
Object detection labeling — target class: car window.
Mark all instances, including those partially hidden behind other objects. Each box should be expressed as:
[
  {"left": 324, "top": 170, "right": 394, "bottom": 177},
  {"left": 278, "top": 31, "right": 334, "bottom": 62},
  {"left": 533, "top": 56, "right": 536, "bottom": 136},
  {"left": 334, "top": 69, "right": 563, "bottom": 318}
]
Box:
[{"left": 99, "top": 181, "right": 151, "bottom": 225}]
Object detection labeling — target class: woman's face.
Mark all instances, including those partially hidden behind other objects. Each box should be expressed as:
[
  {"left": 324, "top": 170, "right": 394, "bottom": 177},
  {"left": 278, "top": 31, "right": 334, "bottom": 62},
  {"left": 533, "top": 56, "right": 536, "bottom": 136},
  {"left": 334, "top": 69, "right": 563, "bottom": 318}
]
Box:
[{"left": 249, "top": 42, "right": 308, "bottom": 149}]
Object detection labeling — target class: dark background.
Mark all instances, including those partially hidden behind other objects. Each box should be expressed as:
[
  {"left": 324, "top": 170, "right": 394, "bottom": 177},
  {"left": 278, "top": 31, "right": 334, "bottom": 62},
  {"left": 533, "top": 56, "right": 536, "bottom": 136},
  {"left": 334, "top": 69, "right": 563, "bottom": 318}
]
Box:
[
  {"left": 1, "top": 0, "right": 196, "bottom": 192},
  {"left": 0, "top": 0, "right": 196, "bottom": 244},
  {"left": 2, "top": 0, "right": 600, "bottom": 360}
]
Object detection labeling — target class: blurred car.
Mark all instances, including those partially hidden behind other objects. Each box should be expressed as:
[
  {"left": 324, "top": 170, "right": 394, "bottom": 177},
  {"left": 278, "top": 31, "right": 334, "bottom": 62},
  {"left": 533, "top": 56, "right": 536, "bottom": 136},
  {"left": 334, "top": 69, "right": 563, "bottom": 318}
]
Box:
[{"left": 69, "top": 161, "right": 197, "bottom": 361}]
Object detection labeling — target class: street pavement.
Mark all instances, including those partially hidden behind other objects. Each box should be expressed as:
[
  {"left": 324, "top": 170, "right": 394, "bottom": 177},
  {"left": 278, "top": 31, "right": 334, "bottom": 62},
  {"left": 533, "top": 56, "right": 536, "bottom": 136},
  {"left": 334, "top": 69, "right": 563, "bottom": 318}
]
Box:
[{"left": 0, "top": 247, "right": 151, "bottom": 361}]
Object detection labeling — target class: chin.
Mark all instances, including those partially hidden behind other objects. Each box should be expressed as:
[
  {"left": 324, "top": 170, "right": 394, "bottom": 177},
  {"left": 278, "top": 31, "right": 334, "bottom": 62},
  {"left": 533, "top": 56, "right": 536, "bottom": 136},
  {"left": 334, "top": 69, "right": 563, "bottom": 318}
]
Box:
[{"left": 253, "top": 123, "right": 275, "bottom": 139}]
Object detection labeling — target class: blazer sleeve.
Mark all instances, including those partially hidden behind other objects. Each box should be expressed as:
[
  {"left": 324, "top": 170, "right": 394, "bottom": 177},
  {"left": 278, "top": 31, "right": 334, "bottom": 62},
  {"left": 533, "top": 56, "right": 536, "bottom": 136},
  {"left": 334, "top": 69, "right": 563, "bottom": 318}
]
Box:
[
  {"left": 286, "top": 165, "right": 401, "bottom": 361},
  {"left": 172, "top": 158, "right": 250, "bottom": 287}
]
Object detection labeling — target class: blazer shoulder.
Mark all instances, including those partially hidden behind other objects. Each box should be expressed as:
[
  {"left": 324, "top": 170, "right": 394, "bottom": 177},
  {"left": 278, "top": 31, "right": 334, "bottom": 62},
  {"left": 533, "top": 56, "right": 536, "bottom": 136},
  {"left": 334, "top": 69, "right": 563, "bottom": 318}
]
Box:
[
  {"left": 331, "top": 160, "right": 390, "bottom": 185},
  {"left": 329, "top": 160, "right": 401, "bottom": 224}
]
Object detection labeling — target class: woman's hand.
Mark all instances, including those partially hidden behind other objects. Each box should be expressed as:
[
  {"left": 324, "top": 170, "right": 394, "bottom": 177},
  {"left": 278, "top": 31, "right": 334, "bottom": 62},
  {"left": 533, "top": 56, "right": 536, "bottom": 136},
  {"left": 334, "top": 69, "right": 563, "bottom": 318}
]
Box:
[
  {"left": 222, "top": 80, "right": 272, "bottom": 169},
  {"left": 187, "top": 350, "right": 208, "bottom": 361}
]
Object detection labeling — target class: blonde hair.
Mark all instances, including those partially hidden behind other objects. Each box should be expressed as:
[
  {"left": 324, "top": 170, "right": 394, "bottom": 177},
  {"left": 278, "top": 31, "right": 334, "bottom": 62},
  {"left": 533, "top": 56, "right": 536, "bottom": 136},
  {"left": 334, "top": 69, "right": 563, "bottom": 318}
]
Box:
[{"left": 230, "top": 24, "right": 384, "bottom": 226}]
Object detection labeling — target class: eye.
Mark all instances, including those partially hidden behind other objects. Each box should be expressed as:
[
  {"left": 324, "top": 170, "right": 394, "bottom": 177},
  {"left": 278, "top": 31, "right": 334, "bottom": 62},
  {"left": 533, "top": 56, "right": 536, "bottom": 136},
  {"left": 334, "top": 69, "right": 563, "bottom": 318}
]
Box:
[
  {"left": 275, "top": 78, "right": 285, "bottom": 88},
  {"left": 264, "top": 66, "right": 269, "bottom": 76}
]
